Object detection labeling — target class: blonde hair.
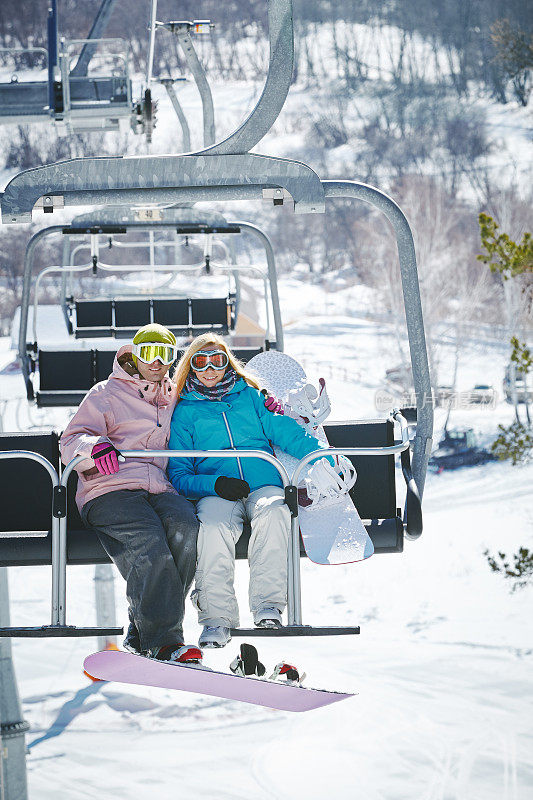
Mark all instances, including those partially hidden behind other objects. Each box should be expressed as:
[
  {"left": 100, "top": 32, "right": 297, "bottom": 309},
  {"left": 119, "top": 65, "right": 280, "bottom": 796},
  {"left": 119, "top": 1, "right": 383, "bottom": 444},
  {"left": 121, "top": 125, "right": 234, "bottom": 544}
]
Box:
[{"left": 173, "top": 333, "right": 261, "bottom": 400}]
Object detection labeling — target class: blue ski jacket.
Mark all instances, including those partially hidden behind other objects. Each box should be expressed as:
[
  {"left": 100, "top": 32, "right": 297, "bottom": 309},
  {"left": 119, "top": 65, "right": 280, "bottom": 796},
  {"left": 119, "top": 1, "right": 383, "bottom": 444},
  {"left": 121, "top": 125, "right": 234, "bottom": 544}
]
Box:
[{"left": 167, "top": 378, "right": 328, "bottom": 498}]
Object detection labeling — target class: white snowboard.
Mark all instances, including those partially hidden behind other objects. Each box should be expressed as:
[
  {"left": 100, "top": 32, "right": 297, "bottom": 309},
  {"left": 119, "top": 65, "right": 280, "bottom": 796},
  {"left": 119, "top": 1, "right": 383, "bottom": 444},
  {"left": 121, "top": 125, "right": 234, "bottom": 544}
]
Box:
[{"left": 247, "top": 350, "right": 374, "bottom": 565}]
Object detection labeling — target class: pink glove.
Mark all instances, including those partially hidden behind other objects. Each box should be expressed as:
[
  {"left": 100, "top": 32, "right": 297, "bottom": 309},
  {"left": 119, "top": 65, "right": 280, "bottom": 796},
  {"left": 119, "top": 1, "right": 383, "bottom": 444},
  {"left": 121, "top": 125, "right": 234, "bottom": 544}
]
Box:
[
  {"left": 263, "top": 392, "right": 284, "bottom": 414},
  {"left": 91, "top": 442, "right": 121, "bottom": 475}
]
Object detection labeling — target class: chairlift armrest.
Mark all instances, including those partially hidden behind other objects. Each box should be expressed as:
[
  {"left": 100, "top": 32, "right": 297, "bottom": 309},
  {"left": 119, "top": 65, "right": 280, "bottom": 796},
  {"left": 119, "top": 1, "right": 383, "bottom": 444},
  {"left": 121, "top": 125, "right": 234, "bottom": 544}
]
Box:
[
  {"left": 24, "top": 375, "right": 35, "bottom": 402},
  {"left": 400, "top": 446, "right": 422, "bottom": 539}
]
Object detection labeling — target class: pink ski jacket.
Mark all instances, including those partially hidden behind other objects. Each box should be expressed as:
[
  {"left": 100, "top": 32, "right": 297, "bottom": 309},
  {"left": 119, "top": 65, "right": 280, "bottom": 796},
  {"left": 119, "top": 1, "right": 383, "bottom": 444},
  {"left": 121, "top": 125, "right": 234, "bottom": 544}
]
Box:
[{"left": 60, "top": 345, "right": 178, "bottom": 511}]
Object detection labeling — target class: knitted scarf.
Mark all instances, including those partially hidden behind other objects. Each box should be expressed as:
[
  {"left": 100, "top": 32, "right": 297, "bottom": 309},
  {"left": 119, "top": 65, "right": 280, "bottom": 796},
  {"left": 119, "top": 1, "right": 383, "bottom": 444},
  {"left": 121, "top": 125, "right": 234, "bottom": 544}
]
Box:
[{"left": 185, "top": 368, "right": 237, "bottom": 400}]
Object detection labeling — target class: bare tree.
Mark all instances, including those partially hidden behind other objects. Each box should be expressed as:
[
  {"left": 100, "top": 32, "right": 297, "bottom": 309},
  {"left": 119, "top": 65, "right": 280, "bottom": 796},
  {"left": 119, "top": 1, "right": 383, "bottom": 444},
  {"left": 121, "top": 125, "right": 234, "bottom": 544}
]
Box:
[{"left": 491, "top": 19, "right": 533, "bottom": 106}]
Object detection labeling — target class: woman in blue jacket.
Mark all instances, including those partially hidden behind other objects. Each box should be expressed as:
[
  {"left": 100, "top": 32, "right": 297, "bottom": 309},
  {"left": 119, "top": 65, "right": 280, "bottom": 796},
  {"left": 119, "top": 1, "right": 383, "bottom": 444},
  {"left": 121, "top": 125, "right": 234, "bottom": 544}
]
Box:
[{"left": 167, "top": 333, "right": 327, "bottom": 648}]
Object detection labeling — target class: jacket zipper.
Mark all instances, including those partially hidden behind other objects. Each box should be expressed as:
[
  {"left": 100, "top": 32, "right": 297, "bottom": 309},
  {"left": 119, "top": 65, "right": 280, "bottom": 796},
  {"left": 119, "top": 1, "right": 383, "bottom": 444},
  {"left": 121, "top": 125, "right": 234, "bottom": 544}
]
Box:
[{"left": 222, "top": 411, "right": 244, "bottom": 480}]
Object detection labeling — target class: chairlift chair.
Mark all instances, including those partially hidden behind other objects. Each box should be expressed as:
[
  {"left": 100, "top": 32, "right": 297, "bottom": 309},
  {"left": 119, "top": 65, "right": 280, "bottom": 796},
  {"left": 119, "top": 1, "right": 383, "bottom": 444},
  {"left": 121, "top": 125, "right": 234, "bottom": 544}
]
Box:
[
  {"left": 0, "top": 0, "right": 433, "bottom": 640},
  {"left": 18, "top": 208, "right": 283, "bottom": 406},
  {"left": 0, "top": 0, "right": 133, "bottom": 133}
]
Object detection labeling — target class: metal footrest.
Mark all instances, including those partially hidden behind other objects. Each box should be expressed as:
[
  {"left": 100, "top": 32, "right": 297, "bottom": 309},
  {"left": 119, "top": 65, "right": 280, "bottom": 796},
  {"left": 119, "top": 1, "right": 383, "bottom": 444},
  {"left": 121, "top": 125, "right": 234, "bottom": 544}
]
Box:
[
  {"left": 230, "top": 625, "right": 360, "bottom": 636},
  {"left": 0, "top": 626, "right": 124, "bottom": 638}
]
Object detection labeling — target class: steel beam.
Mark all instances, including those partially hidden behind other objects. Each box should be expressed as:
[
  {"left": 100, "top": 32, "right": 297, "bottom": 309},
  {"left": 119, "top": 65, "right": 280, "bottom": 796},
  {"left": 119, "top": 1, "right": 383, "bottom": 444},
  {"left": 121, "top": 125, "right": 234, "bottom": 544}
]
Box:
[
  {"left": 1, "top": 153, "right": 325, "bottom": 223},
  {"left": 68, "top": 206, "right": 233, "bottom": 230}
]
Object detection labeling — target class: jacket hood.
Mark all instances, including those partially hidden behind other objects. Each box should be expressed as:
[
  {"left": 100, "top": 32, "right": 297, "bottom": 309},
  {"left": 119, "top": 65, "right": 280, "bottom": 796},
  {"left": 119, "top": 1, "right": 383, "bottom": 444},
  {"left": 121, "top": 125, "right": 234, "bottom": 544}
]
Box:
[{"left": 110, "top": 344, "right": 175, "bottom": 405}]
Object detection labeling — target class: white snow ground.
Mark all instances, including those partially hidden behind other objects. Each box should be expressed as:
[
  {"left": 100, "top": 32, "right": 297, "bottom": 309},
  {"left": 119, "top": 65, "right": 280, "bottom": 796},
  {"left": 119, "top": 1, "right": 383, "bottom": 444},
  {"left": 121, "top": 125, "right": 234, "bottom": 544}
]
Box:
[{"left": 2, "top": 280, "right": 532, "bottom": 800}]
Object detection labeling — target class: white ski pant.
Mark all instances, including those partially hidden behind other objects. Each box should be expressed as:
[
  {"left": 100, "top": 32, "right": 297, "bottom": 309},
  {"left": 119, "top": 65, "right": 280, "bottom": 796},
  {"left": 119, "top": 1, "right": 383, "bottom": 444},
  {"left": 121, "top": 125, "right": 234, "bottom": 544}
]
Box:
[{"left": 192, "top": 486, "right": 291, "bottom": 627}]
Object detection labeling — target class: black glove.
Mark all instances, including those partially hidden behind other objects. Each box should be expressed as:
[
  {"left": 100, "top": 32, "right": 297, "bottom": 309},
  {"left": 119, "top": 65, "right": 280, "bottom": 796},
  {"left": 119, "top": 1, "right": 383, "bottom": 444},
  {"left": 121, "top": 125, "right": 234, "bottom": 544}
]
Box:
[{"left": 215, "top": 476, "right": 250, "bottom": 501}]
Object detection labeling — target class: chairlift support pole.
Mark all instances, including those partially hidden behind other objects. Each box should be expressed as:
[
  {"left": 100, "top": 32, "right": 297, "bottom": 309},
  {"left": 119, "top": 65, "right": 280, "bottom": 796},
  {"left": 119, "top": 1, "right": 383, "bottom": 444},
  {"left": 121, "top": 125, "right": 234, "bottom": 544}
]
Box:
[
  {"left": 146, "top": 0, "right": 158, "bottom": 87},
  {"left": 70, "top": 0, "right": 119, "bottom": 78},
  {"left": 322, "top": 181, "right": 433, "bottom": 499},
  {"left": 160, "top": 79, "right": 191, "bottom": 151},
  {"left": 94, "top": 564, "right": 117, "bottom": 650},
  {"left": 0, "top": 570, "right": 29, "bottom": 800},
  {"left": 158, "top": 21, "right": 216, "bottom": 147},
  {"left": 47, "top": 0, "right": 59, "bottom": 114}
]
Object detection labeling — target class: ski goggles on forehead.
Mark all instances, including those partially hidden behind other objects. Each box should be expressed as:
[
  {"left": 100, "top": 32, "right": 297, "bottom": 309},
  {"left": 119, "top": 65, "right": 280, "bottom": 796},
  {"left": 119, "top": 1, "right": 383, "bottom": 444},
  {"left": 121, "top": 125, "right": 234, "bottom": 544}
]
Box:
[
  {"left": 190, "top": 350, "right": 229, "bottom": 372},
  {"left": 132, "top": 342, "right": 178, "bottom": 365}
]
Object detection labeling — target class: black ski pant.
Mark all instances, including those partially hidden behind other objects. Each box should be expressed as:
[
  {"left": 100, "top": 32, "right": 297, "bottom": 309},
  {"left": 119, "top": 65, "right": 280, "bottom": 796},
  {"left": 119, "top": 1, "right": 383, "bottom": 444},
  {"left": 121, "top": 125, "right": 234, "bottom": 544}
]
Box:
[{"left": 81, "top": 489, "right": 199, "bottom": 652}]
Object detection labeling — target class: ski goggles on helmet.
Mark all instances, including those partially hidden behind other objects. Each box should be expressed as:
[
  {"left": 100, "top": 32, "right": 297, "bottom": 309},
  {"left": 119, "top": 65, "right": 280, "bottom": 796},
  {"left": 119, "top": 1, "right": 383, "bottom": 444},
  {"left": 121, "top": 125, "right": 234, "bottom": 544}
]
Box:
[
  {"left": 131, "top": 342, "right": 178, "bottom": 365},
  {"left": 190, "top": 349, "right": 229, "bottom": 372}
]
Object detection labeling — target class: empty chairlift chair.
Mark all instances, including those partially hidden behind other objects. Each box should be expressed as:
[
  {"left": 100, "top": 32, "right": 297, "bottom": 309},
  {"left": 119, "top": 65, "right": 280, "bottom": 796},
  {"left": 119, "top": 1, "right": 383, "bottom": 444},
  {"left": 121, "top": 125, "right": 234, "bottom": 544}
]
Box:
[
  {"left": 69, "top": 296, "right": 236, "bottom": 339},
  {"left": 31, "top": 294, "right": 239, "bottom": 407}
]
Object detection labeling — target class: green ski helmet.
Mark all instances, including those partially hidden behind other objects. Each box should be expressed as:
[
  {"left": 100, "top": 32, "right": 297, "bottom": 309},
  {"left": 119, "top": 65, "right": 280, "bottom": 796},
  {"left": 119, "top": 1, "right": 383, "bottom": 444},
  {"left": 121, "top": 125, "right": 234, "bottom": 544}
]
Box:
[{"left": 131, "top": 323, "right": 177, "bottom": 369}]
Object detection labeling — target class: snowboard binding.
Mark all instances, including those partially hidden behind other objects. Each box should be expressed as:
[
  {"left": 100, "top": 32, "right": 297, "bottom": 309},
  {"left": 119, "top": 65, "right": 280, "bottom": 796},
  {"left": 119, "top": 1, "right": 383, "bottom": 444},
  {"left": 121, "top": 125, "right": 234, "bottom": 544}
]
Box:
[
  {"left": 304, "top": 455, "right": 357, "bottom": 508},
  {"left": 286, "top": 378, "right": 331, "bottom": 433},
  {"left": 230, "top": 644, "right": 305, "bottom": 686},
  {"left": 230, "top": 643, "right": 266, "bottom": 678},
  {"left": 269, "top": 662, "right": 306, "bottom": 686}
]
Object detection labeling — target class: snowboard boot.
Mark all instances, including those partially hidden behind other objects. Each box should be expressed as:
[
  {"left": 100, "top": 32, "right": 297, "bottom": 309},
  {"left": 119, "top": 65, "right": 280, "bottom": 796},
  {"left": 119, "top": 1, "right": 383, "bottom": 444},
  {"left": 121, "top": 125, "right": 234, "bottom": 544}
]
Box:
[
  {"left": 198, "top": 625, "right": 232, "bottom": 648},
  {"left": 254, "top": 607, "right": 282, "bottom": 629},
  {"left": 149, "top": 643, "right": 203, "bottom": 664},
  {"left": 230, "top": 643, "right": 266, "bottom": 678},
  {"left": 269, "top": 662, "right": 305, "bottom": 685}
]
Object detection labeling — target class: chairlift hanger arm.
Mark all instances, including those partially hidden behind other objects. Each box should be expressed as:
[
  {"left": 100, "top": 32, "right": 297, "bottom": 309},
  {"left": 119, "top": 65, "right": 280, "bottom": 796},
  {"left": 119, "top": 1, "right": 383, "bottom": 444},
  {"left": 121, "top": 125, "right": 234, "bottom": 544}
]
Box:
[
  {"left": 157, "top": 18, "right": 215, "bottom": 147},
  {"left": 69, "top": 0, "right": 119, "bottom": 78},
  {"left": 160, "top": 80, "right": 191, "bottom": 151},
  {"left": 322, "top": 180, "right": 433, "bottom": 499},
  {"left": 18, "top": 225, "right": 64, "bottom": 399},
  {"left": 146, "top": 0, "right": 158, "bottom": 86},
  {"left": 231, "top": 221, "right": 284, "bottom": 351},
  {"left": 191, "top": 0, "right": 294, "bottom": 156},
  {"left": 400, "top": 446, "right": 422, "bottom": 540}
]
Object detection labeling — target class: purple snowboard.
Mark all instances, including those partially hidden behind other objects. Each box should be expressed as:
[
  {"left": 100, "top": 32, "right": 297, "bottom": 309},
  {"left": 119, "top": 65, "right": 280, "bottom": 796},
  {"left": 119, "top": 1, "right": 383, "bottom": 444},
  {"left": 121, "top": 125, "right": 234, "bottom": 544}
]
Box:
[{"left": 84, "top": 650, "right": 353, "bottom": 713}]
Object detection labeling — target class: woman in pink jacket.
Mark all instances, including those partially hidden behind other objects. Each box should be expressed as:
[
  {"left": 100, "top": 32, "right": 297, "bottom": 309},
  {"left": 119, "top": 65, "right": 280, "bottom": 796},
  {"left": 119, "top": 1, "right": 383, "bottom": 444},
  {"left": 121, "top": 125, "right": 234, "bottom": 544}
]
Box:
[{"left": 60, "top": 324, "right": 201, "bottom": 665}]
